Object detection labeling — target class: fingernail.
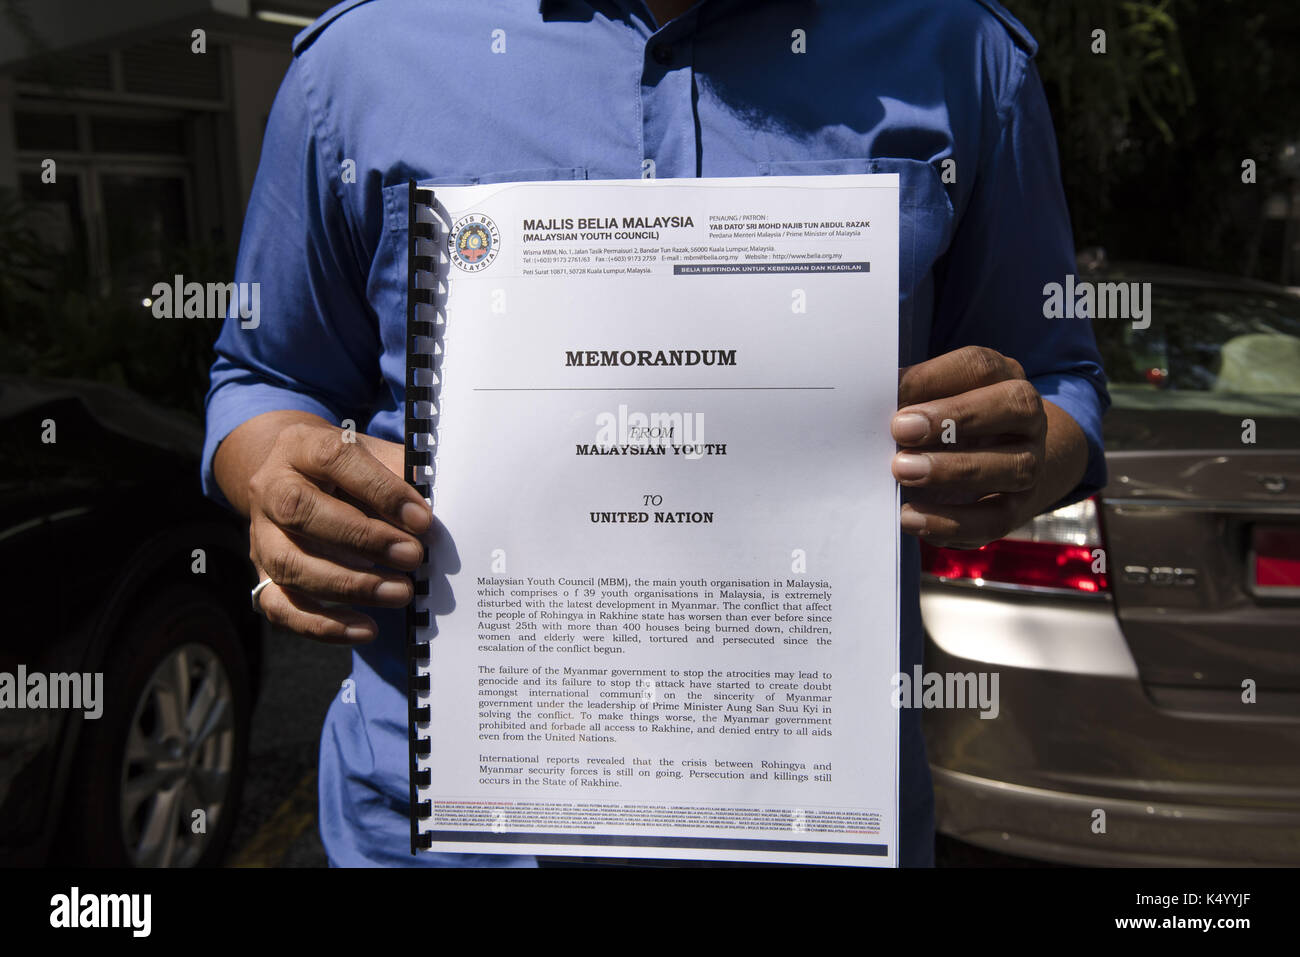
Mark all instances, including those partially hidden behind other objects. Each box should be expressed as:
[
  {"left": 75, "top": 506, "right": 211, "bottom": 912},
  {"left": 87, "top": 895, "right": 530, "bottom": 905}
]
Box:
[
  {"left": 401, "top": 500, "right": 432, "bottom": 532},
  {"left": 375, "top": 579, "right": 412, "bottom": 603},
  {"left": 344, "top": 623, "right": 375, "bottom": 641},
  {"left": 900, "top": 509, "right": 926, "bottom": 534},
  {"left": 892, "top": 413, "right": 929, "bottom": 443},
  {"left": 894, "top": 452, "right": 931, "bottom": 482},
  {"left": 386, "top": 540, "right": 422, "bottom": 566}
]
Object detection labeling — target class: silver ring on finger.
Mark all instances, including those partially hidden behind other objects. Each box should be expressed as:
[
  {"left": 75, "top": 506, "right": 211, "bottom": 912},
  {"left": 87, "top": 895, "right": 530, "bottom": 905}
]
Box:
[{"left": 251, "top": 577, "right": 275, "bottom": 615}]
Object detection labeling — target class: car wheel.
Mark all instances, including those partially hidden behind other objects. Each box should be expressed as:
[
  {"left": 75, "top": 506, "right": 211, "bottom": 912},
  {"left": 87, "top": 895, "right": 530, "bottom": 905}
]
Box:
[{"left": 60, "top": 584, "right": 252, "bottom": 867}]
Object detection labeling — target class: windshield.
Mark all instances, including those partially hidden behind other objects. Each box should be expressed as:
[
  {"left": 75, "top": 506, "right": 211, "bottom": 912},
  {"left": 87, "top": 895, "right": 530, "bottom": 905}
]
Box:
[{"left": 1092, "top": 282, "right": 1300, "bottom": 415}]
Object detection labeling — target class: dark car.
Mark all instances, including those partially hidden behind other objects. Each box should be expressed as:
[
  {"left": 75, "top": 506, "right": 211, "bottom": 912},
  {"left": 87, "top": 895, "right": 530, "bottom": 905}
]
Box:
[
  {"left": 922, "top": 263, "right": 1300, "bottom": 865},
  {"left": 0, "top": 376, "right": 262, "bottom": 866}
]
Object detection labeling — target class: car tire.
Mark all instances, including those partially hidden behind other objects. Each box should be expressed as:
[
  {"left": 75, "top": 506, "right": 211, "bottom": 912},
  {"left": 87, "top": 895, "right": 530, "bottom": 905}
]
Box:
[{"left": 58, "top": 584, "right": 252, "bottom": 867}]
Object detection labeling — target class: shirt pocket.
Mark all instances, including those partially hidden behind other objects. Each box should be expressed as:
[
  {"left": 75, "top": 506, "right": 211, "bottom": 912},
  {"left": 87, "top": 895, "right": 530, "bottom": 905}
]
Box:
[
  {"left": 757, "top": 156, "right": 951, "bottom": 210},
  {"left": 383, "top": 167, "right": 588, "bottom": 233},
  {"left": 756, "top": 156, "right": 954, "bottom": 365}
]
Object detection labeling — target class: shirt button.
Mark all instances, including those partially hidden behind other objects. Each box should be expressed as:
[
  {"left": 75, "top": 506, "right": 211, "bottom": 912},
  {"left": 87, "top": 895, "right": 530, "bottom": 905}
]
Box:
[{"left": 651, "top": 43, "right": 673, "bottom": 66}]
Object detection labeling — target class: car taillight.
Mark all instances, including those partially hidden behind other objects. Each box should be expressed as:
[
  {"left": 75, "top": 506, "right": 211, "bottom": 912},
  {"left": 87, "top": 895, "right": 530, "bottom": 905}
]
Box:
[
  {"left": 919, "top": 496, "right": 1109, "bottom": 595},
  {"left": 1252, "top": 526, "right": 1300, "bottom": 593}
]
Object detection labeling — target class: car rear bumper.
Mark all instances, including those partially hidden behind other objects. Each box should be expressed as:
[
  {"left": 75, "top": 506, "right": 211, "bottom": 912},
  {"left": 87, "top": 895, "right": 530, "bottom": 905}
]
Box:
[
  {"left": 933, "top": 766, "right": 1300, "bottom": 867},
  {"left": 922, "top": 586, "right": 1300, "bottom": 866}
]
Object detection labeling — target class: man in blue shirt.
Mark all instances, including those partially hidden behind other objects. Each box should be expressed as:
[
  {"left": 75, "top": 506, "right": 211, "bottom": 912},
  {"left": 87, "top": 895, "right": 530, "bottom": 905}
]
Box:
[{"left": 204, "top": 0, "right": 1109, "bottom": 867}]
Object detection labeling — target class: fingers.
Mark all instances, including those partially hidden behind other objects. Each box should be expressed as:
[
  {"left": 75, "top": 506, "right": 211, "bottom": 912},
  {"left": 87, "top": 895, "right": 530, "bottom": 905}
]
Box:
[
  {"left": 253, "top": 521, "right": 416, "bottom": 608},
  {"left": 254, "top": 575, "right": 381, "bottom": 644},
  {"left": 900, "top": 496, "right": 1027, "bottom": 549},
  {"left": 893, "top": 441, "right": 1042, "bottom": 497},
  {"left": 892, "top": 354, "right": 1046, "bottom": 511},
  {"left": 892, "top": 378, "right": 1045, "bottom": 447},
  {"left": 356, "top": 431, "right": 409, "bottom": 477},
  {"left": 244, "top": 424, "right": 429, "bottom": 644},
  {"left": 284, "top": 424, "right": 431, "bottom": 535},
  {"left": 249, "top": 469, "right": 425, "bottom": 571},
  {"left": 897, "top": 345, "right": 1026, "bottom": 408},
  {"left": 893, "top": 348, "right": 1056, "bottom": 549}
]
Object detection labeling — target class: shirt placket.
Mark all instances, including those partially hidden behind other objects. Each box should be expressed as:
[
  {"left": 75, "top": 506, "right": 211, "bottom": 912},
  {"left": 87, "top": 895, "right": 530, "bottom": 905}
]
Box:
[{"left": 639, "top": 12, "right": 700, "bottom": 179}]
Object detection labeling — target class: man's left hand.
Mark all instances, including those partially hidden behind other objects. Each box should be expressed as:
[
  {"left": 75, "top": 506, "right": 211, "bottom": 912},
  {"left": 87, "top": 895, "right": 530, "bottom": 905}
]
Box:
[{"left": 892, "top": 345, "right": 1088, "bottom": 548}]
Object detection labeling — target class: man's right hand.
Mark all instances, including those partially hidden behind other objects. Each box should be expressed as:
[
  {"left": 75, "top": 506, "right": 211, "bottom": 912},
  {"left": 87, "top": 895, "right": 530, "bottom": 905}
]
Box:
[{"left": 214, "top": 411, "right": 432, "bottom": 643}]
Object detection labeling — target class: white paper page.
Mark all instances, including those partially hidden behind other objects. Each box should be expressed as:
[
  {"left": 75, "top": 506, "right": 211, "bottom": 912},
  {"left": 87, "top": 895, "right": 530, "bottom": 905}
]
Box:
[{"left": 411, "top": 175, "right": 899, "bottom": 866}]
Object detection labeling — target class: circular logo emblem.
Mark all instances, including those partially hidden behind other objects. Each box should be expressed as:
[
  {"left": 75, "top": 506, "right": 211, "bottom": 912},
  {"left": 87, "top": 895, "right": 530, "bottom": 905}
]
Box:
[{"left": 449, "top": 214, "right": 500, "bottom": 272}]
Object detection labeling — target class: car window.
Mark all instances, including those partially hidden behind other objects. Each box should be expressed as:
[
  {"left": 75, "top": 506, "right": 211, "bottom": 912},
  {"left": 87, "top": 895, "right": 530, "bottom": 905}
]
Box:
[{"left": 1092, "top": 283, "right": 1300, "bottom": 412}]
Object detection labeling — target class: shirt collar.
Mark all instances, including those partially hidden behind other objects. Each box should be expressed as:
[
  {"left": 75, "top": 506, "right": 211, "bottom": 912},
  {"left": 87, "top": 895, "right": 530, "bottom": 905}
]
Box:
[{"left": 538, "top": 0, "right": 816, "bottom": 16}]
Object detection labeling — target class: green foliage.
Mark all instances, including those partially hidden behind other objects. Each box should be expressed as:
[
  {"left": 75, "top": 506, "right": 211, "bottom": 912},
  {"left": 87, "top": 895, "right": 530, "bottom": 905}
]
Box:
[
  {"left": 1004, "top": 0, "right": 1195, "bottom": 190},
  {"left": 0, "top": 187, "right": 49, "bottom": 302},
  {"left": 0, "top": 188, "right": 224, "bottom": 422},
  {"left": 1005, "top": 0, "right": 1300, "bottom": 279}
]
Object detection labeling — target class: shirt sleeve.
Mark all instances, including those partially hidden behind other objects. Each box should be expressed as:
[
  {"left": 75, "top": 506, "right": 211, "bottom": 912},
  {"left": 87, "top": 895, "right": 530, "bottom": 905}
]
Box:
[
  {"left": 930, "top": 54, "right": 1110, "bottom": 510},
  {"left": 201, "top": 55, "right": 381, "bottom": 510}
]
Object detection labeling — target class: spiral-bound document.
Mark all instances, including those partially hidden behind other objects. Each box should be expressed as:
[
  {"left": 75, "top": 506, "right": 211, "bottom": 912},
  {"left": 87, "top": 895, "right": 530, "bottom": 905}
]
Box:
[{"left": 405, "top": 175, "right": 900, "bottom": 865}]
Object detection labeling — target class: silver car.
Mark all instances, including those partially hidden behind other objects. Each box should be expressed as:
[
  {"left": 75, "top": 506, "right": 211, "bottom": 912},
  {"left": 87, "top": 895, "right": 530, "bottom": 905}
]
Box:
[{"left": 923, "top": 264, "right": 1300, "bottom": 866}]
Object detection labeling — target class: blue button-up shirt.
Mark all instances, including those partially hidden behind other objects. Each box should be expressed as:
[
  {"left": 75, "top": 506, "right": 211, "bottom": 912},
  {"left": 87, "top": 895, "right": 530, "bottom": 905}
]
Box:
[{"left": 203, "top": 0, "right": 1109, "bottom": 867}]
